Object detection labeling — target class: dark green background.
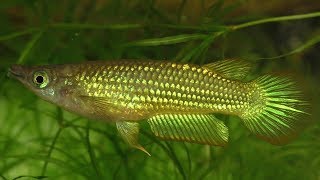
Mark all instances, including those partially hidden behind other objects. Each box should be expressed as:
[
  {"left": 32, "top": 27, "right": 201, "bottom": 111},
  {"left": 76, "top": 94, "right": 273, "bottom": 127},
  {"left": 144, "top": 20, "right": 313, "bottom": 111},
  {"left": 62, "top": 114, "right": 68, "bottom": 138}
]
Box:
[{"left": 0, "top": 1, "right": 319, "bottom": 179}]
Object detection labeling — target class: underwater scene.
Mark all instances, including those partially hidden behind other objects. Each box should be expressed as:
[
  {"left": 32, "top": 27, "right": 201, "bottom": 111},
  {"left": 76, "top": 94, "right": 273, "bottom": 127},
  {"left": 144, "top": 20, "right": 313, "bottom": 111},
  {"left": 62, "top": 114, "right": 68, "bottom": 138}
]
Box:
[{"left": 0, "top": 1, "right": 320, "bottom": 179}]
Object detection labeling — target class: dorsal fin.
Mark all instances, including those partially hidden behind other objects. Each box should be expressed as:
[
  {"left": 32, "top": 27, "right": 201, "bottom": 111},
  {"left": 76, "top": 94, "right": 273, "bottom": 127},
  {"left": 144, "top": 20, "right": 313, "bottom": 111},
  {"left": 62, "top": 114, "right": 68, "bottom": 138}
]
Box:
[
  {"left": 147, "top": 114, "right": 228, "bottom": 146},
  {"left": 203, "top": 59, "right": 252, "bottom": 80}
]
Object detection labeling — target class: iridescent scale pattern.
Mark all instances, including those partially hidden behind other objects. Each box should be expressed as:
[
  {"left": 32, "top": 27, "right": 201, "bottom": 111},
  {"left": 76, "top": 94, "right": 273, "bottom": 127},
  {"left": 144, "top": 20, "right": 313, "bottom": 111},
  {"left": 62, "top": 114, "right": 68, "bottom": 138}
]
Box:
[{"left": 71, "top": 61, "right": 254, "bottom": 117}]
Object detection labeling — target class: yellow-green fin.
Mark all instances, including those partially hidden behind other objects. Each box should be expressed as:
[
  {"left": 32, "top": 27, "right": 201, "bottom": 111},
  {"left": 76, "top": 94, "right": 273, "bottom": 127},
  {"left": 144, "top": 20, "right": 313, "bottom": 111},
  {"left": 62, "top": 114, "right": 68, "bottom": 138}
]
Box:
[
  {"left": 147, "top": 114, "right": 228, "bottom": 146},
  {"left": 116, "top": 121, "right": 151, "bottom": 156},
  {"left": 79, "top": 96, "right": 131, "bottom": 120},
  {"left": 203, "top": 59, "right": 252, "bottom": 80},
  {"left": 79, "top": 96, "right": 117, "bottom": 116},
  {"left": 240, "top": 75, "right": 311, "bottom": 145}
]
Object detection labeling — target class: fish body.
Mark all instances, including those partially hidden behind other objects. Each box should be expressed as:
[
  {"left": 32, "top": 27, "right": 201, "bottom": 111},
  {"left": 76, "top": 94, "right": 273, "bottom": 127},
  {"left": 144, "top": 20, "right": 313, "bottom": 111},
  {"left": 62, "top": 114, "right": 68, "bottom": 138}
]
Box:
[
  {"left": 8, "top": 59, "right": 310, "bottom": 155},
  {"left": 66, "top": 61, "right": 253, "bottom": 120}
]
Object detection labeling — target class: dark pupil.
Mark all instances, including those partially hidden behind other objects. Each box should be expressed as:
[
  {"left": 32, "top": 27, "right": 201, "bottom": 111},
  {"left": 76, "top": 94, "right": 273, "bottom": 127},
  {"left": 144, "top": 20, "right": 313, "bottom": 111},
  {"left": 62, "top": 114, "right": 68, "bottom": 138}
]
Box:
[{"left": 36, "top": 76, "right": 44, "bottom": 84}]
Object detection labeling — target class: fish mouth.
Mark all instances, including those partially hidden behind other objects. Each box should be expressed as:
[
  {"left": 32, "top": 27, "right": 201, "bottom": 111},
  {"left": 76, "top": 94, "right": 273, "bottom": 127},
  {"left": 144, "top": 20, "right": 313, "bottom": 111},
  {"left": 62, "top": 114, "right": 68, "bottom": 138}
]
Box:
[{"left": 7, "top": 65, "right": 25, "bottom": 79}]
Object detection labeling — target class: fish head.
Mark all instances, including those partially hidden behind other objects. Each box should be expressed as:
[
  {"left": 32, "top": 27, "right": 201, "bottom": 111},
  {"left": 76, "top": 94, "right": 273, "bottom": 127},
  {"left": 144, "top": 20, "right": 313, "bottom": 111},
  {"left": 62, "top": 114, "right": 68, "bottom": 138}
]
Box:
[{"left": 8, "top": 64, "right": 79, "bottom": 105}]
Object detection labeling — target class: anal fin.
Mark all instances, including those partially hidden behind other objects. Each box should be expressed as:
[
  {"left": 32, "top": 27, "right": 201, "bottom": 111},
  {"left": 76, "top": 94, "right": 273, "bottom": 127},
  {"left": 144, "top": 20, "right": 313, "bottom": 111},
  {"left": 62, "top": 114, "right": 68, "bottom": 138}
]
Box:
[
  {"left": 116, "top": 121, "right": 151, "bottom": 156},
  {"left": 147, "top": 114, "right": 229, "bottom": 146}
]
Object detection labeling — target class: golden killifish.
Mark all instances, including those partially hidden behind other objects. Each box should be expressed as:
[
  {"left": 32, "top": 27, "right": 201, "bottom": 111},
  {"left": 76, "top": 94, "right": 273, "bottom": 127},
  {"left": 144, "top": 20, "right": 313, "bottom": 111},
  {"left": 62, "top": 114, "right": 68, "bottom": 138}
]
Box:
[{"left": 8, "top": 59, "right": 310, "bottom": 155}]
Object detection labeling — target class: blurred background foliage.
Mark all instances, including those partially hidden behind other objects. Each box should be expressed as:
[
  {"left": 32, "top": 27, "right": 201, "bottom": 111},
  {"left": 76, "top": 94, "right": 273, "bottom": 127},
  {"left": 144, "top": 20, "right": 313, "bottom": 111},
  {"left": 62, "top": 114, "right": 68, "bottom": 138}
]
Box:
[{"left": 0, "top": 0, "right": 320, "bottom": 179}]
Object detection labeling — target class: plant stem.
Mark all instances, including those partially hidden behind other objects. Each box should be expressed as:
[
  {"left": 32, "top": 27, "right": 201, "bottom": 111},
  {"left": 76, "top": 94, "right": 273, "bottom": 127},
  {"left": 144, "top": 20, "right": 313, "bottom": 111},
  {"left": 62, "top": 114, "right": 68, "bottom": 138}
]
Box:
[
  {"left": 0, "top": 28, "right": 39, "bottom": 41},
  {"left": 230, "top": 11, "right": 320, "bottom": 30},
  {"left": 16, "top": 30, "right": 44, "bottom": 64},
  {"left": 49, "top": 23, "right": 142, "bottom": 30},
  {"left": 85, "top": 123, "right": 102, "bottom": 178},
  {"left": 41, "top": 127, "right": 63, "bottom": 176},
  {"left": 1, "top": 12, "right": 320, "bottom": 43}
]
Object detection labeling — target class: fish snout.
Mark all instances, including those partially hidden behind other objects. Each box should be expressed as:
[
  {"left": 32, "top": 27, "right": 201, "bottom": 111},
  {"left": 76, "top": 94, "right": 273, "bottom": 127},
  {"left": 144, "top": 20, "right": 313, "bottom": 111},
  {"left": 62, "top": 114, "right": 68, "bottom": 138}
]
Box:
[{"left": 8, "top": 65, "right": 26, "bottom": 79}]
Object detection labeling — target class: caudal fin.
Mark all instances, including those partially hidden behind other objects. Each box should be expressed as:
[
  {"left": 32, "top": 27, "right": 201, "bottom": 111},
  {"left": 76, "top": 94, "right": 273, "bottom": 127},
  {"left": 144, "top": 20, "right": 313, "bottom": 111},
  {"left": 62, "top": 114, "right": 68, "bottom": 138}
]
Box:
[{"left": 240, "top": 75, "right": 311, "bottom": 145}]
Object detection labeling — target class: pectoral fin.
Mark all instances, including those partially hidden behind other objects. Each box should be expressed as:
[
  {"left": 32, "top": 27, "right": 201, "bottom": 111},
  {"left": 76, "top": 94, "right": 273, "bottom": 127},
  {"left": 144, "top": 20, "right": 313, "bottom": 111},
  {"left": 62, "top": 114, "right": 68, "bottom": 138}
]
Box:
[
  {"left": 79, "top": 96, "right": 130, "bottom": 120},
  {"left": 116, "top": 121, "right": 151, "bottom": 156},
  {"left": 203, "top": 59, "right": 252, "bottom": 80},
  {"left": 147, "top": 114, "right": 229, "bottom": 146}
]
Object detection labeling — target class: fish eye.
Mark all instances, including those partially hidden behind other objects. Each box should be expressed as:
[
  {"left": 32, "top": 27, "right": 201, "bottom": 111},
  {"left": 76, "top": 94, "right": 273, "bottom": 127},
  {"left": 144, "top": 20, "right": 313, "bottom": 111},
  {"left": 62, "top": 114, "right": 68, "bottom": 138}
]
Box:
[{"left": 33, "top": 71, "right": 49, "bottom": 88}]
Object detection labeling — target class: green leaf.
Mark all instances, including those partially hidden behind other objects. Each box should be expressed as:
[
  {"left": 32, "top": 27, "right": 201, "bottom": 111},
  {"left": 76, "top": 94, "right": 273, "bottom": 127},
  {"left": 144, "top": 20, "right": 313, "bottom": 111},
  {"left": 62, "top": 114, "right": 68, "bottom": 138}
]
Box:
[{"left": 125, "top": 34, "right": 208, "bottom": 47}]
